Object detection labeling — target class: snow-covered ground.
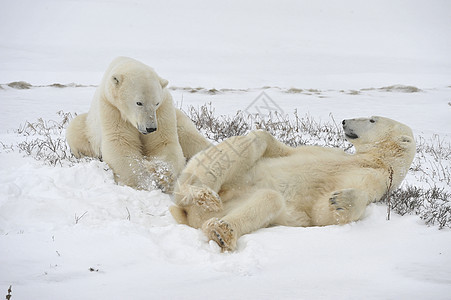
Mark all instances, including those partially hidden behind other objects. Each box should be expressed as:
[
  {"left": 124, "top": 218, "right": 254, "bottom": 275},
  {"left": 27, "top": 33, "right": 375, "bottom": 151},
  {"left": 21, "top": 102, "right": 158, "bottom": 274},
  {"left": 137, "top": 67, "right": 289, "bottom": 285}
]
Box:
[{"left": 1, "top": 0, "right": 450, "bottom": 299}]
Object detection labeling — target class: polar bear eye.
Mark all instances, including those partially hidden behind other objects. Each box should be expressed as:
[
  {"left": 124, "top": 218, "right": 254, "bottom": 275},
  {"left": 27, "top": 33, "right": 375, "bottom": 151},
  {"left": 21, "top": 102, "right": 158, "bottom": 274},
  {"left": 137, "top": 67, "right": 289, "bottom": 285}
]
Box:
[
  {"left": 370, "top": 119, "right": 376, "bottom": 123},
  {"left": 136, "top": 102, "right": 143, "bottom": 106},
  {"left": 156, "top": 102, "right": 160, "bottom": 107}
]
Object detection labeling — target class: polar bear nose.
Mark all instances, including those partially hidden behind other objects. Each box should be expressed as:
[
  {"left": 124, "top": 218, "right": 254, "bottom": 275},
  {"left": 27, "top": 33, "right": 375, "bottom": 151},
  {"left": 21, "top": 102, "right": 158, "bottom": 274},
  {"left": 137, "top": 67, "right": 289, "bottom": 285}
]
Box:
[
  {"left": 342, "top": 120, "right": 346, "bottom": 125},
  {"left": 146, "top": 127, "right": 157, "bottom": 133}
]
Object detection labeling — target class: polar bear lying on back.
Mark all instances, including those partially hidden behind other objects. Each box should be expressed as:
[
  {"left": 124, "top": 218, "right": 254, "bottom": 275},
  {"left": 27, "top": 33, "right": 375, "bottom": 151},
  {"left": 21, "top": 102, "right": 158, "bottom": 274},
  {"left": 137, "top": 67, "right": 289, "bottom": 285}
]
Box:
[
  {"left": 66, "top": 57, "right": 211, "bottom": 192},
  {"left": 170, "top": 116, "right": 416, "bottom": 251}
]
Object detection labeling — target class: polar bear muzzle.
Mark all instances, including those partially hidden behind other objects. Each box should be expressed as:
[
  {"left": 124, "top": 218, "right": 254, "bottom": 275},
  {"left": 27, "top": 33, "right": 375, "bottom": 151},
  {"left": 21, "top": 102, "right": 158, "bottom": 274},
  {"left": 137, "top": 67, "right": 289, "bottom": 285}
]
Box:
[
  {"left": 342, "top": 119, "right": 359, "bottom": 139},
  {"left": 136, "top": 109, "right": 158, "bottom": 135},
  {"left": 138, "top": 124, "right": 157, "bottom": 135},
  {"left": 145, "top": 127, "right": 157, "bottom": 134},
  {"left": 345, "top": 132, "right": 358, "bottom": 139}
]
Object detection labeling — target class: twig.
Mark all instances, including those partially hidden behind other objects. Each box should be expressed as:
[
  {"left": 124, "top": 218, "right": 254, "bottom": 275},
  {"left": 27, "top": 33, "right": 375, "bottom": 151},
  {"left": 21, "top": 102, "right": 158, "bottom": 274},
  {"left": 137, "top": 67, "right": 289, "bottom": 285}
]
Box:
[
  {"left": 6, "top": 285, "right": 12, "bottom": 300},
  {"left": 75, "top": 211, "right": 88, "bottom": 224},
  {"left": 126, "top": 207, "right": 131, "bottom": 221},
  {"left": 386, "top": 167, "right": 394, "bottom": 220}
]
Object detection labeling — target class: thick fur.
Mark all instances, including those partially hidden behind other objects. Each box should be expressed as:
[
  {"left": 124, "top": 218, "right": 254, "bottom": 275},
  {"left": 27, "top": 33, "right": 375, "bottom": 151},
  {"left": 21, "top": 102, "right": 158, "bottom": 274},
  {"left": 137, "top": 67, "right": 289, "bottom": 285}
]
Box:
[
  {"left": 66, "top": 57, "right": 211, "bottom": 192},
  {"left": 170, "top": 116, "right": 416, "bottom": 251}
]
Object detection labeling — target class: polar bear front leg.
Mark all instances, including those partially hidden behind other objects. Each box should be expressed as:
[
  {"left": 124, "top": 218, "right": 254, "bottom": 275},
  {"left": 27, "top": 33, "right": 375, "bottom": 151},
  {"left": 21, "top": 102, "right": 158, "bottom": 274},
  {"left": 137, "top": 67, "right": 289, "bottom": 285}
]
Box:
[
  {"left": 175, "top": 130, "right": 292, "bottom": 209},
  {"left": 328, "top": 188, "right": 370, "bottom": 224},
  {"left": 202, "top": 189, "right": 284, "bottom": 251},
  {"left": 142, "top": 159, "right": 177, "bottom": 193},
  {"left": 101, "top": 134, "right": 148, "bottom": 189},
  {"left": 143, "top": 140, "right": 186, "bottom": 193}
]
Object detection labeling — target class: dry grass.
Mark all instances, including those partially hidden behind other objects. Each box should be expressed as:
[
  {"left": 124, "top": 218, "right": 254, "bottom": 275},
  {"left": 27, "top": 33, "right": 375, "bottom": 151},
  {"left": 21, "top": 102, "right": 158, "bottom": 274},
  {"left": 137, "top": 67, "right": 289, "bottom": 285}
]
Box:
[
  {"left": 2, "top": 105, "right": 449, "bottom": 228},
  {"left": 8, "top": 81, "right": 32, "bottom": 89},
  {"left": 186, "top": 103, "right": 351, "bottom": 149},
  {"left": 6, "top": 285, "right": 12, "bottom": 300},
  {"left": 185, "top": 104, "right": 450, "bottom": 228},
  {"left": 387, "top": 186, "right": 450, "bottom": 229},
  {"left": 3, "top": 111, "right": 93, "bottom": 166}
]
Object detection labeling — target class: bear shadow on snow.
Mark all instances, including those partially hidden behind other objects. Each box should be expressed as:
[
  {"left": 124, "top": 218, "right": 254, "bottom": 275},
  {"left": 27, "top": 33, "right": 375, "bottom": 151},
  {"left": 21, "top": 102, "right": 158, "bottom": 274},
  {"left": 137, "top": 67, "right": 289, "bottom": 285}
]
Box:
[{"left": 170, "top": 116, "right": 416, "bottom": 251}]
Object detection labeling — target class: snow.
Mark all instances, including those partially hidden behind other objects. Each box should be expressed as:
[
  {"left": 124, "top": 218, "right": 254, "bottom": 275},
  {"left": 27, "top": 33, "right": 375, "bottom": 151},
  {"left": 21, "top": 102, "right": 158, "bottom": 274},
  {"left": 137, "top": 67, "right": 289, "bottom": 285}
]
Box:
[{"left": 1, "top": 0, "right": 451, "bottom": 299}]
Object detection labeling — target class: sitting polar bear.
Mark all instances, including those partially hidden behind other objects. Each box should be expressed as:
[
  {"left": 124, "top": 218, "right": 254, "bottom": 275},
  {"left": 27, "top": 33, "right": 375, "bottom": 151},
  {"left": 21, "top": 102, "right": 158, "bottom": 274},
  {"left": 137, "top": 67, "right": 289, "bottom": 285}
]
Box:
[
  {"left": 170, "top": 116, "right": 416, "bottom": 251},
  {"left": 66, "top": 57, "right": 211, "bottom": 192}
]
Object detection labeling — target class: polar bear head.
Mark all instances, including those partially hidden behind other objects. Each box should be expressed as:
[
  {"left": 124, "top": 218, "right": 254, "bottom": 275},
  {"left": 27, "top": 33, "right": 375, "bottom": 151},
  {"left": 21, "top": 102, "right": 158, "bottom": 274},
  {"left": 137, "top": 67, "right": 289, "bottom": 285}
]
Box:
[
  {"left": 342, "top": 116, "right": 416, "bottom": 183},
  {"left": 342, "top": 116, "right": 414, "bottom": 150},
  {"left": 104, "top": 57, "right": 169, "bottom": 134}
]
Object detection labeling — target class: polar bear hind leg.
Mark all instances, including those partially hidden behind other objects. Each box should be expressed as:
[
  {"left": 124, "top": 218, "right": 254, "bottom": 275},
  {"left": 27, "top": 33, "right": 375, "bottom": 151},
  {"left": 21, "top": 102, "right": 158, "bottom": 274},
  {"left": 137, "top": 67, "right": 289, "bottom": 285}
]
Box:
[
  {"left": 66, "top": 113, "right": 96, "bottom": 158},
  {"left": 175, "top": 109, "right": 212, "bottom": 160},
  {"left": 202, "top": 188, "right": 285, "bottom": 251},
  {"left": 175, "top": 130, "right": 293, "bottom": 208}
]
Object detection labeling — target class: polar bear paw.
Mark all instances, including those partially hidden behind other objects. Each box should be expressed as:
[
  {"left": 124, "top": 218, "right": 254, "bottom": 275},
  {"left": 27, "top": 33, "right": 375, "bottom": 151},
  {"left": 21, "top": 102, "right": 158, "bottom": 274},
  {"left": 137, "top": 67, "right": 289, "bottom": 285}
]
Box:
[
  {"left": 141, "top": 159, "right": 176, "bottom": 193},
  {"left": 188, "top": 185, "right": 223, "bottom": 212},
  {"left": 329, "top": 189, "right": 355, "bottom": 209},
  {"left": 329, "top": 189, "right": 357, "bottom": 223},
  {"left": 202, "top": 218, "right": 237, "bottom": 252}
]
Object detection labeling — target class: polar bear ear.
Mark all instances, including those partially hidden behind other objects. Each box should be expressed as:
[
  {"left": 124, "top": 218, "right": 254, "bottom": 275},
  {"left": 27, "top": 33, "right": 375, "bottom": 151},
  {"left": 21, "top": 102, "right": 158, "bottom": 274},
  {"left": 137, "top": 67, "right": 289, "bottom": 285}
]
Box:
[
  {"left": 397, "top": 135, "right": 413, "bottom": 148},
  {"left": 159, "top": 77, "right": 169, "bottom": 88},
  {"left": 111, "top": 74, "right": 123, "bottom": 87}
]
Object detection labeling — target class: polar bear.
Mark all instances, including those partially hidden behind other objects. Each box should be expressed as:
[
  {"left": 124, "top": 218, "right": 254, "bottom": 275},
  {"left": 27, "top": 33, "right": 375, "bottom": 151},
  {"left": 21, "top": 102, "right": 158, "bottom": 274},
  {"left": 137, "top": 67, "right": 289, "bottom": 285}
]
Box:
[
  {"left": 66, "top": 57, "right": 211, "bottom": 192},
  {"left": 170, "top": 116, "right": 416, "bottom": 251}
]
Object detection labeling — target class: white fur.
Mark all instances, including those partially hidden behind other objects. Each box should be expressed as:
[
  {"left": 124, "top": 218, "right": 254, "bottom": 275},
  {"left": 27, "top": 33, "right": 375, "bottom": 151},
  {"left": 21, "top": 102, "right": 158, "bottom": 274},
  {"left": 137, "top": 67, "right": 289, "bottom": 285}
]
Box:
[
  {"left": 170, "top": 116, "right": 416, "bottom": 251},
  {"left": 66, "top": 57, "right": 211, "bottom": 192}
]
